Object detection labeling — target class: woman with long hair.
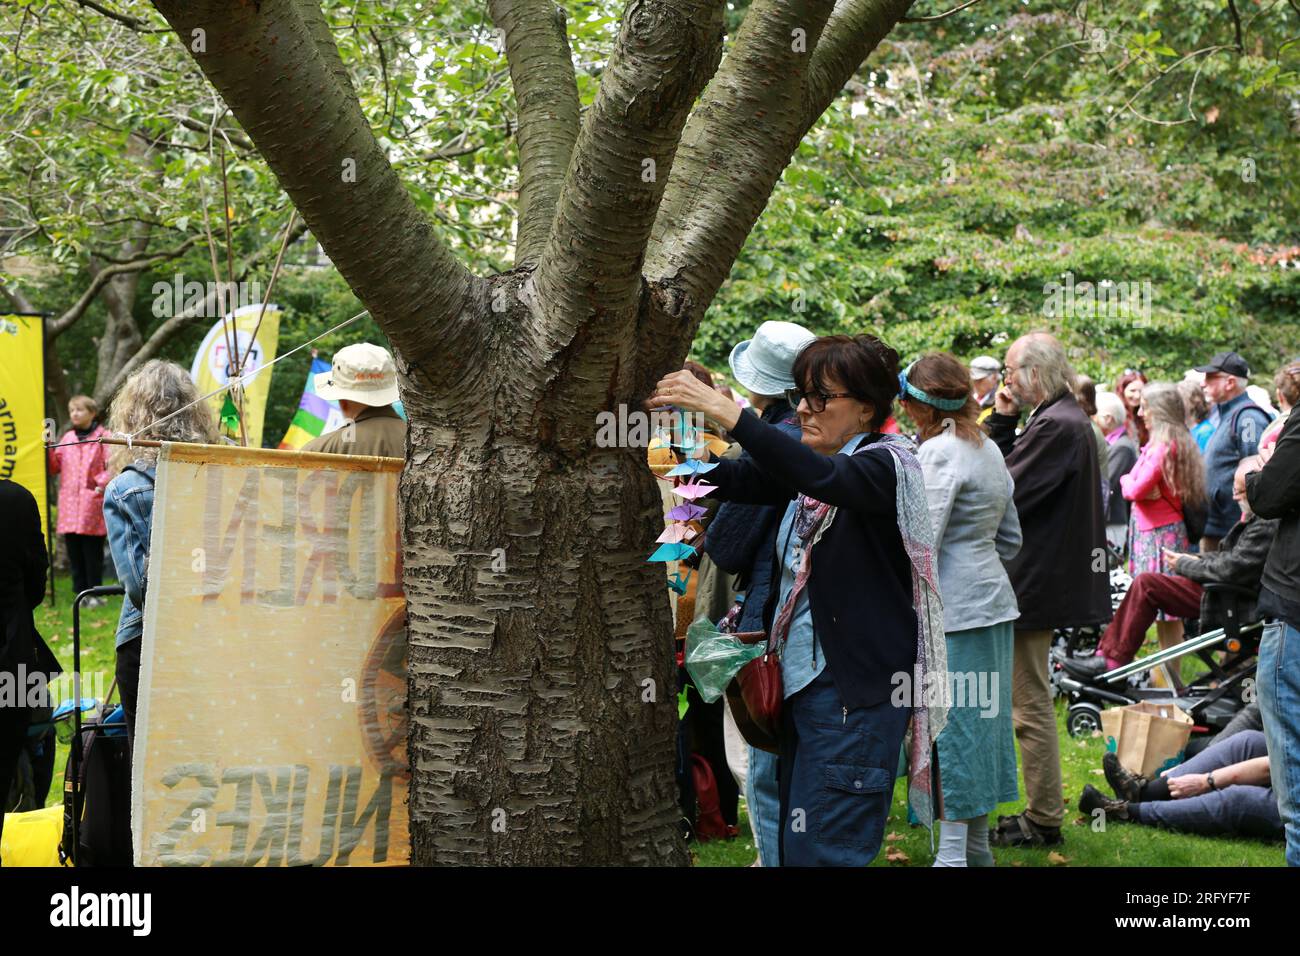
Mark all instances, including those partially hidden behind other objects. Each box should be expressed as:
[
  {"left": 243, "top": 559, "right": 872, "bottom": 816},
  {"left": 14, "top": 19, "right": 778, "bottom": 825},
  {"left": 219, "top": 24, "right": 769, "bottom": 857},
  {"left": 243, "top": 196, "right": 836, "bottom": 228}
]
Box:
[
  {"left": 898, "top": 353, "right": 1021, "bottom": 867},
  {"left": 1114, "top": 369, "right": 1149, "bottom": 447},
  {"left": 103, "top": 360, "right": 218, "bottom": 750},
  {"left": 649, "top": 334, "right": 947, "bottom": 867},
  {"left": 1120, "top": 382, "right": 1207, "bottom": 658}
]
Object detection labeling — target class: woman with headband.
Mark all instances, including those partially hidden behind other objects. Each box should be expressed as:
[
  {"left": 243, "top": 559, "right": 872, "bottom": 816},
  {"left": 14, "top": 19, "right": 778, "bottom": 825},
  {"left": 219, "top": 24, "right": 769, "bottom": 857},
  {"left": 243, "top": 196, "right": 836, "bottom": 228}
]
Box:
[{"left": 898, "top": 353, "right": 1023, "bottom": 867}]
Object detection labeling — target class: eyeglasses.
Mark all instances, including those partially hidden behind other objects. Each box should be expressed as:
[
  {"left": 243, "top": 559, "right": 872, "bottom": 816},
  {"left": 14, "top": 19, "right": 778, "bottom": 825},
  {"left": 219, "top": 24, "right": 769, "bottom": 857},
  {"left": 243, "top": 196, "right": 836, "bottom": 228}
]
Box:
[
  {"left": 1002, "top": 364, "right": 1021, "bottom": 379},
  {"left": 785, "top": 388, "right": 853, "bottom": 413}
]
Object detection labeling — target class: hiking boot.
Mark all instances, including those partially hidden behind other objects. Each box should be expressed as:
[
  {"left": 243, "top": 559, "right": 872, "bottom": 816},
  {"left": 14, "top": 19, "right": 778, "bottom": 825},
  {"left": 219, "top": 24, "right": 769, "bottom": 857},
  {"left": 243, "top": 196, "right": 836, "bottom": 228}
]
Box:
[
  {"left": 988, "top": 812, "right": 1063, "bottom": 847},
  {"left": 1079, "top": 784, "right": 1131, "bottom": 822},
  {"left": 1103, "top": 751, "right": 1147, "bottom": 803}
]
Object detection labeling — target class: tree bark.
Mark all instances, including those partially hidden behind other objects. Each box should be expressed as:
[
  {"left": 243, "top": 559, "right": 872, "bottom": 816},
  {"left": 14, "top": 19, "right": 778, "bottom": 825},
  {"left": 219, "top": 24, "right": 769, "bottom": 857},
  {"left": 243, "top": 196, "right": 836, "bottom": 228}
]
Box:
[
  {"left": 401, "top": 290, "right": 683, "bottom": 864},
  {"left": 144, "top": 0, "right": 916, "bottom": 867},
  {"left": 488, "top": 0, "right": 581, "bottom": 267}
]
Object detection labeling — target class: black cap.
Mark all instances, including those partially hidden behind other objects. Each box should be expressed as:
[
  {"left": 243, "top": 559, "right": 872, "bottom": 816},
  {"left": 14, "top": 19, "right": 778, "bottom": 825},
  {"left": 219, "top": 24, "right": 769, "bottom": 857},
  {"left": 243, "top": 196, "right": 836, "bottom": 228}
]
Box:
[{"left": 1194, "top": 351, "right": 1250, "bottom": 377}]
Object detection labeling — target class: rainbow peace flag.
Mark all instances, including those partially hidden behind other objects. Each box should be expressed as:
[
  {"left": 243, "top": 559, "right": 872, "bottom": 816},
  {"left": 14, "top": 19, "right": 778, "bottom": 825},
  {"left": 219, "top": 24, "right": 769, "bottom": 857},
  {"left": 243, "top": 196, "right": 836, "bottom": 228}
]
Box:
[{"left": 278, "top": 357, "right": 346, "bottom": 450}]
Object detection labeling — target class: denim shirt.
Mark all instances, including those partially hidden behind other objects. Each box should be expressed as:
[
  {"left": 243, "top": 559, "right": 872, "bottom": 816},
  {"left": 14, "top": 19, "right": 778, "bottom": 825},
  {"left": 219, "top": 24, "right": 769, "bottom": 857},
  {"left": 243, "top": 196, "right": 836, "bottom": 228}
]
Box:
[
  {"left": 779, "top": 433, "right": 867, "bottom": 697},
  {"left": 1204, "top": 393, "right": 1270, "bottom": 537},
  {"left": 103, "top": 462, "right": 155, "bottom": 648}
]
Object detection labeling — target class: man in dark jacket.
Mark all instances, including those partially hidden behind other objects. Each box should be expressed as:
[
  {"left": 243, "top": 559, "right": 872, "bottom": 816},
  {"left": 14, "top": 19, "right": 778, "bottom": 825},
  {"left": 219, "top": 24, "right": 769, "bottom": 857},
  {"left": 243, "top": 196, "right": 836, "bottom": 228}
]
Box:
[
  {"left": 985, "top": 332, "right": 1110, "bottom": 847},
  {"left": 0, "top": 480, "right": 61, "bottom": 858},
  {"left": 1245, "top": 408, "right": 1300, "bottom": 866}
]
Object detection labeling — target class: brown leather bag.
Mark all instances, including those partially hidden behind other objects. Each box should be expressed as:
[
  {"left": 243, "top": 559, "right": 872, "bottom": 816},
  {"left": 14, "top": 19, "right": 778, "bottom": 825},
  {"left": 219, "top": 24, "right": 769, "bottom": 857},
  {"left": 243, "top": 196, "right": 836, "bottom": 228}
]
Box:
[{"left": 726, "top": 631, "right": 782, "bottom": 754}]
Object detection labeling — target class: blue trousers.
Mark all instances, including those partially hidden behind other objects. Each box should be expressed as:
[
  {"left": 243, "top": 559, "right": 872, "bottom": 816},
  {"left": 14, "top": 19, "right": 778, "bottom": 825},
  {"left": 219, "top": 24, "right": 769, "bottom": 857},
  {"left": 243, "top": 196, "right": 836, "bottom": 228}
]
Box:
[
  {"left": 1259, "top": 621, "right": 1300, "bottom": 865},
  {"left": 746, "top": 745, "right": 781, "bottom": 866},
  {"left": 1131, "top": 730, "right": 1281, "bottom": 838},
  {"left": 777, "top": 669, "right": 911, "bottom": 866}
]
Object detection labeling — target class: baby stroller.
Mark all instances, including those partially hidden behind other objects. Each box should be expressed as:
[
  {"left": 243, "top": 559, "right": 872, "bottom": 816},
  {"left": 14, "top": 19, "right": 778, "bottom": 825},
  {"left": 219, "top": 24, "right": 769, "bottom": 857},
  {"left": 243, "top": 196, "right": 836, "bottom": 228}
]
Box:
[{"left": 1053, "top": 579, "right": 1263, "bottom": 740}]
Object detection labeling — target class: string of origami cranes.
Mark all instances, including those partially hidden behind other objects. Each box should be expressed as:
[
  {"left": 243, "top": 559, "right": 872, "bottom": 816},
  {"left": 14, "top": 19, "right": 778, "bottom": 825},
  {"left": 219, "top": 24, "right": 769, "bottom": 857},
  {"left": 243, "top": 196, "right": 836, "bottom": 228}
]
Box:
[{"left": 647, "top": 409, "right": 717, "bottom": 596}]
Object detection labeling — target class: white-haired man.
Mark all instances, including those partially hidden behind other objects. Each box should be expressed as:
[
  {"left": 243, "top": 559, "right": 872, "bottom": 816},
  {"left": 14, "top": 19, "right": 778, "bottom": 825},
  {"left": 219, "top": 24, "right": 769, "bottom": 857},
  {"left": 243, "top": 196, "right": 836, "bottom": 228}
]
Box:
[
  {"left": 984, "top": 332, "right": 1110, "bottom": 848},
  {"left": 1197, "top": 351, "right": 1271, "bottom": 552},
  {"left": 1095, "top": 390, "right": 1137, "bottom": 550}
]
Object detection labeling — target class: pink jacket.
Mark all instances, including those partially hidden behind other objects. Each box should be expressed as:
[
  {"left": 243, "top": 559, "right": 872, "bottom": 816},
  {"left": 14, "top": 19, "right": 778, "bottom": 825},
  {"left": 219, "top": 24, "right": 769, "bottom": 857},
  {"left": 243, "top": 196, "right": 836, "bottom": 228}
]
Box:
[
  {"left": 49, "top": 424, "right": 111, "bottom": 536},
  {"left": 1120, "top": 440, "right": 1183, "bottom": 532}
]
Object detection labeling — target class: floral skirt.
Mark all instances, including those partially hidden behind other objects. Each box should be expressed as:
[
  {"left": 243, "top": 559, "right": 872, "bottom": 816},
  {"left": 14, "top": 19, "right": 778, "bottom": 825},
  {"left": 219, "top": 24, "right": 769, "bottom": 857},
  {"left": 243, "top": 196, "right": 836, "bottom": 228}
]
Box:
[{"left": 1129, "top": 519, "right": 1189, "bottom": 621}]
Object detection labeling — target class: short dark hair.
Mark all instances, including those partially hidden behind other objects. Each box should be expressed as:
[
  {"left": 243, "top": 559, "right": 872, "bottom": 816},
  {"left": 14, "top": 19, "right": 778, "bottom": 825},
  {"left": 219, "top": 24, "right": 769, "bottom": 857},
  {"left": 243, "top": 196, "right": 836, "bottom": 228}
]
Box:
[{"left": 791, "top": 334, "right": 900, "bottom": 430}]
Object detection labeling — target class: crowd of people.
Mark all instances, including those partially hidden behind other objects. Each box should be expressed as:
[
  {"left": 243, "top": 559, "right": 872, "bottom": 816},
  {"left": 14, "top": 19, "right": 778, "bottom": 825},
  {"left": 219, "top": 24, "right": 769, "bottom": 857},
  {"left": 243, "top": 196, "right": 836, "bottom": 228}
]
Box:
[
  {"left": 650, "top": 326, "right": 1300, "bottom": 867},
  {"left": 3, "top": 319, "right": 1297, "bottom": 870}
]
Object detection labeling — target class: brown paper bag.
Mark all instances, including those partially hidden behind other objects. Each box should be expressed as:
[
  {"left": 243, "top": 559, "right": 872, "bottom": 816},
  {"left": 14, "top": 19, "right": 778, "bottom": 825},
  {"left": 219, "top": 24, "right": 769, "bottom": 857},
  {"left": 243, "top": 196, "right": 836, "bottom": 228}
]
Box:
[{"left": 1100, "top": 701, "right": 1194, "bottom": 778}]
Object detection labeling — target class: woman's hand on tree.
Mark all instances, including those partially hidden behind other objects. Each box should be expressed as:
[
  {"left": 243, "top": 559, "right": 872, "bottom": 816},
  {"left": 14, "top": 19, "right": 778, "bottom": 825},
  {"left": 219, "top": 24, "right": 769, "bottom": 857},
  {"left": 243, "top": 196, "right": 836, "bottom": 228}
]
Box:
[{"left": 647, "top": 370, "right": 741, "bottom": 433}]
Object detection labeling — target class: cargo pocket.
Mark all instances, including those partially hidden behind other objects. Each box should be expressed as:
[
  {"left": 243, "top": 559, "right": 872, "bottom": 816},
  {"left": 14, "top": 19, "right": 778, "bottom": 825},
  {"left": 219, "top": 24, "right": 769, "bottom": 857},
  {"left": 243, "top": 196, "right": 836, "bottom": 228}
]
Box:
[{"left": 815, "top": 764, "right": 892, "bottom": 855}]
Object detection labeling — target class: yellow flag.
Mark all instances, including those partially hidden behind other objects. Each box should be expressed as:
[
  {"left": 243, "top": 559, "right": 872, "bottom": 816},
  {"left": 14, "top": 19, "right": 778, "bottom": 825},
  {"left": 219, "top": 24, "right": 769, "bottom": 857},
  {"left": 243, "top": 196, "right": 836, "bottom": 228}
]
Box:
[
  {"left": 0, "top": 313, "right": 50, "bottom": 534},
  {"left": 189, "top": 303, "right": 281, "bottom": 447}
]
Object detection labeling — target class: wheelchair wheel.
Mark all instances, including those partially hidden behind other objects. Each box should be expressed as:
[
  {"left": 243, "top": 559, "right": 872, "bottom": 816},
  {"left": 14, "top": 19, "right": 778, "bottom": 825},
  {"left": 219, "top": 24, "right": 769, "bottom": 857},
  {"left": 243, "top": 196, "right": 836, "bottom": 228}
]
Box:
[{"left": 1067, "top": 703, "right": 1104, "bottom": 738}]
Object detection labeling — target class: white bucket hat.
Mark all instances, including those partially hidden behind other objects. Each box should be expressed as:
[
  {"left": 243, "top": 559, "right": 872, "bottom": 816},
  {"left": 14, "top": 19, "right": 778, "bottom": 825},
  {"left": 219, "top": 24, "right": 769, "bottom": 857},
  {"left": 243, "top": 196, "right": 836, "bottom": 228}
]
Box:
[
  {"left": 315, "top": 343, "right": 400, "bottom": 406},
  {"left": 728, "top": 321, "right": 816, "bottom": 396},
  {"left": 970, "top": 355, "right": 1002, "bottom": 380}
]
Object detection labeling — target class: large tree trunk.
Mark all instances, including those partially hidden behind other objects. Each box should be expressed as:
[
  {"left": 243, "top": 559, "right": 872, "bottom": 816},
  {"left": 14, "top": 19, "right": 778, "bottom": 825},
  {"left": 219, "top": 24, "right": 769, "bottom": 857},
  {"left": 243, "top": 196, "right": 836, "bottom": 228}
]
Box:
[
  {"left": 147, "top": 0, "right": 914, "bottom": 865},
  {"left": 400, "top": 305, "right": 684, "bottom": 862}
]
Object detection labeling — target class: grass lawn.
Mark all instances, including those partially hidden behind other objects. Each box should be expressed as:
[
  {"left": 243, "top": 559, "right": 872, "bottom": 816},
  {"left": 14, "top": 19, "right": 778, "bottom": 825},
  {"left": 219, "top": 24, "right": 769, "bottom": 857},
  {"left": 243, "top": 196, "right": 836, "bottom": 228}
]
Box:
[{"left": 32, "top": 572, "right": 1283, "bottom": 866}]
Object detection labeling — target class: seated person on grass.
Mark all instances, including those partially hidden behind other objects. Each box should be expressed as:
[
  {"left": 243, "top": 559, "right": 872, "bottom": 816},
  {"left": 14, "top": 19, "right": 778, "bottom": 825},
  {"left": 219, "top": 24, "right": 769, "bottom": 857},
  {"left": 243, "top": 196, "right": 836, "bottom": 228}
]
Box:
[
  {"left": 1080, "top": 731, "right": 1281, "bottom": 840},
  {"left": 1064, "top": 458, "right": 1277, "bottom": 680}
]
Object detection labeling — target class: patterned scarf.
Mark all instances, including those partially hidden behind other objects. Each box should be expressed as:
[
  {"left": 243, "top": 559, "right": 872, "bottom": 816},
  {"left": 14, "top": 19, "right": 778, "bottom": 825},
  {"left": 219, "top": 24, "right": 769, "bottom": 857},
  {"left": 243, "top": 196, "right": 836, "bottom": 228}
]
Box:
[{"left": 769, "top": 433, "right": 948, "bottom": 829}]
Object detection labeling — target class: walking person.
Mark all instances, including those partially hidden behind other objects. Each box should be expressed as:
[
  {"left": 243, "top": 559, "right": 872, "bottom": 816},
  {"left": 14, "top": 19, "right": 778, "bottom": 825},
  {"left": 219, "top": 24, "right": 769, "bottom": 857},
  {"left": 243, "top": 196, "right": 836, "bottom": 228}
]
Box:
[
  {"left": 48, "top": 395, "right": 112, "bottom": 604},
  {"left": 650, "top": 334, "right": 948, "bottom": 866},
  {"left": 985, "top": 333, "right": 1110, "bottom": 847},
  {"left": 1120, "top": 383, "right": 1208, "bottom": 665},
  {"left": 899, "top": 353, "right": 1021, "bottom": 866}
]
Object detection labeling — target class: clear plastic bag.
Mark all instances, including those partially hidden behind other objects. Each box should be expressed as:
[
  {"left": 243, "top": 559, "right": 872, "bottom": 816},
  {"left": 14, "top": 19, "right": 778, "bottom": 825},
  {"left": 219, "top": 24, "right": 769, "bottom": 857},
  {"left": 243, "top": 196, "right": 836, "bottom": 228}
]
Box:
[{"left": 684, "top": 618, "right": 768, "bottom": 703}]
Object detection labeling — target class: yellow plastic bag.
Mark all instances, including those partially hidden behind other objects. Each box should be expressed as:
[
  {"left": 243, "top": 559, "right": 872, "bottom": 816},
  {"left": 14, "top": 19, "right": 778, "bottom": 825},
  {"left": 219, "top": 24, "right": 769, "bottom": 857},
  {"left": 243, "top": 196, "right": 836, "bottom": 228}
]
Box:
[{"left": 1, "top": 805, "right": 70, "bottom": 867}]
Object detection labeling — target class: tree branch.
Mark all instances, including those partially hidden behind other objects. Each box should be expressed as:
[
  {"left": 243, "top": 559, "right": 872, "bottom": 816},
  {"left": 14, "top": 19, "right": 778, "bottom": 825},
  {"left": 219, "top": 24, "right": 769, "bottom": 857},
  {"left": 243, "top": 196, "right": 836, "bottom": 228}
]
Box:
[
  {"left": 639, "top": 0, "right": 912, "bottom": 387},
  {"left": 900, "top": 0, "right": 983, "bottom": 23},
  {"left": 97, "top": 218, "right": 311, "bottom": 403},
  {"left": 73, "top": 0, "right": 168, "bottom": 33},
  {"left": 147, "top": 0, "right": 477, "bottom": 377},
  {"left": 533, "top": 0, "right": 725, "bottom": 340},
  {"left": 488, "top": 0, "right": 581, "bottom": 267},
  {"left": 641, "top": 0, "right": 839, "bottom": 335},
  {"left": 47, "top": 236, "right": 201, "bottom": 339}
]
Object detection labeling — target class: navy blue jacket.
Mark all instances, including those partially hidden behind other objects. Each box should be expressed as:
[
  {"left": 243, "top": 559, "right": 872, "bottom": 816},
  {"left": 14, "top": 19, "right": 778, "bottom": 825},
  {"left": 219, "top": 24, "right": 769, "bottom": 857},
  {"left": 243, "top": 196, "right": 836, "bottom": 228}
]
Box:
[
  {"left": 702, "top": 403, "right": 801, "bottom": 633},
  {"left": 707, "top": 411, "right": 917, "bottom": 711}
]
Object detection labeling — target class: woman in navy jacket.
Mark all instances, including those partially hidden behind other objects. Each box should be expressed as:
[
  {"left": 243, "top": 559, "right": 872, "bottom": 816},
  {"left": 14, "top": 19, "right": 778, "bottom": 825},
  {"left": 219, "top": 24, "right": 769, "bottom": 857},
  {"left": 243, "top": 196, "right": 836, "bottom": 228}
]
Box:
[{"left": 650, "top": 335, "right": 947, "bottom": 866}]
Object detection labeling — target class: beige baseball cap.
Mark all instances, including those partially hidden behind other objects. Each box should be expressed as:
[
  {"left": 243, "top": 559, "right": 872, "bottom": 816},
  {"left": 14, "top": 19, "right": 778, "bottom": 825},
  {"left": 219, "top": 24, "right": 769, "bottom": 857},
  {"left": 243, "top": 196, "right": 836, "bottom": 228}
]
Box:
[{"left": 315, "top": 343, "right": 400, "bottom": 406}]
